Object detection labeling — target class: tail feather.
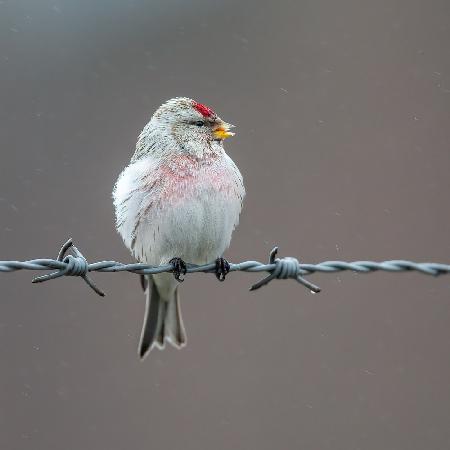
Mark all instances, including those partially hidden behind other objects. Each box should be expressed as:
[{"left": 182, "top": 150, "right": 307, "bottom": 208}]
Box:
[
  {"left": 139, "top": 275, "right": 187, "bottom": 359},
  {"left": 165, "top": 290, "right": 187, "bottom": 346}
]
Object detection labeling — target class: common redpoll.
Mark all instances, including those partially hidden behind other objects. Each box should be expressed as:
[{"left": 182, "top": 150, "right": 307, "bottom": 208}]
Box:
[{"left": 113, "top": 97, "right": 245, "bottom": 358}]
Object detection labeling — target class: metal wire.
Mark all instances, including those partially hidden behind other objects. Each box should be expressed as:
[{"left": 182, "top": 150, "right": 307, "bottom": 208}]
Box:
[{"left": 0, "top": 238, "right": 448, "bottom": 297}]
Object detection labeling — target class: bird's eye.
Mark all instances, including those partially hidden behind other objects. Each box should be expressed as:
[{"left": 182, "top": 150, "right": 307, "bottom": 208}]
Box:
[{"left": 194, "top": 121, "right": 205, "bottom": 127}]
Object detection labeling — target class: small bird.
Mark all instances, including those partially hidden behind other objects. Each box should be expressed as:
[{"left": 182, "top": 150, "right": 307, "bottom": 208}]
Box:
[{"left": 113, "top": 97, "right": 245, "bottom": 358}]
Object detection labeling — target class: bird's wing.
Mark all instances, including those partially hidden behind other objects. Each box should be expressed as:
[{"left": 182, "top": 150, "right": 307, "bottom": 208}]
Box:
[{"left": 113, "top": 155, "right": 160, "bottom": 257}]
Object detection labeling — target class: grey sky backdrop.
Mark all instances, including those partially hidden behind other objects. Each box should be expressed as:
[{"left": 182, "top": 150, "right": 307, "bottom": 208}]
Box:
[{"left": 0, "top": 0, "right": 449, "bottom": 449}]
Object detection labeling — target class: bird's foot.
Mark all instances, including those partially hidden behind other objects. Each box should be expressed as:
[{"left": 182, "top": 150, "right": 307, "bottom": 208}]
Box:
[
  {"left": 169, "top": 257, "right": 187, "bottom": 282},
  {"left": 215, "top": 257, "right": 230, "bottom": 282}
]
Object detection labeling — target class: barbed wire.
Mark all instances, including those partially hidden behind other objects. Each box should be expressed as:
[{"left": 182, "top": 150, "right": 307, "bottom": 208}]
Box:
[{"left": 0, "top": 238, "right": 449, "bottom": 297}]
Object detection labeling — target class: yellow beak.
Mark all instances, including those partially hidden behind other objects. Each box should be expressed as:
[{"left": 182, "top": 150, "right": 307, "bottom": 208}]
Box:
[{"left": 213, "top": 122, "right": 235, "bottom": 140}]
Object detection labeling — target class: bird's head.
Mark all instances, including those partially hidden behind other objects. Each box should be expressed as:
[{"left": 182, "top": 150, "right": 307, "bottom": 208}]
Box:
[{"left": 145, "top": 97, "right": 234, "bottom": 156}]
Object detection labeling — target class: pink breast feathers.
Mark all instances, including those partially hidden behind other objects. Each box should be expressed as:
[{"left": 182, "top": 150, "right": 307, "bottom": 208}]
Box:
[{"left": 140, "top": 155, "right": 234, "bottom": 209}]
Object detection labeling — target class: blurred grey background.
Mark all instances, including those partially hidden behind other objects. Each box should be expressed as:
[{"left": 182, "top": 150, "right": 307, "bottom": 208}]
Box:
[{"left": 0, "top": 0, "right": 449, "bottom": 449}]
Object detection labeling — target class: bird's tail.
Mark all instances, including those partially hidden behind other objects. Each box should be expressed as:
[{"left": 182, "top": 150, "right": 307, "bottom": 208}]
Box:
[{"left": 139, "top": 274, "right": 187, "bottom": 358}]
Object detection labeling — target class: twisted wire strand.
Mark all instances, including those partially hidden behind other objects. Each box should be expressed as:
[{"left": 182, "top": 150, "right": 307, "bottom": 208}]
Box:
[{"left": 0, "top": 238, "right": 448, "bottom": 296}]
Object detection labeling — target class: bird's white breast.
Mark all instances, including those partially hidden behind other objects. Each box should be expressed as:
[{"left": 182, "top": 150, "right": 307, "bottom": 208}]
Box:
[{"left": 113, "top": 153, "right": 244, "bottom": 265}]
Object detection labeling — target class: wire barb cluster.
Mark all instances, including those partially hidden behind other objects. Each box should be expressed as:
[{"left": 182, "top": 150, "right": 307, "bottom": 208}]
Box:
[
  {"left": 0, "top": 238, "right": 449, "bottom": 297},
  {"left": 31, "top": 239, "right": 105, "bottom": 296}
]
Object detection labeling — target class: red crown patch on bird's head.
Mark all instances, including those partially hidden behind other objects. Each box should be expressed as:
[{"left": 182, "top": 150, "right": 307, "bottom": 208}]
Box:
[{"left": 192, "top": 101, "right": 215, "bottom": 118}]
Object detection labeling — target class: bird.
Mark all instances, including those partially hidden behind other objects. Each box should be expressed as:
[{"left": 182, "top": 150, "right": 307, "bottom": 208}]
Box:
[{"left": 112, "top": 97, "right": 245, "bottom": 359}]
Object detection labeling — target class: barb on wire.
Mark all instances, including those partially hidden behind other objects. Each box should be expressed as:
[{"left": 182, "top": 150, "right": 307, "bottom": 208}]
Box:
[
  {"left": 31, "top": 238, "right": 105, "bottom": 297},
  {"left": 249, "top": 247, "right": 321, "bottom": 293},
  {"left": 0, "top": 238, "right": 449, "bottom": 297}
]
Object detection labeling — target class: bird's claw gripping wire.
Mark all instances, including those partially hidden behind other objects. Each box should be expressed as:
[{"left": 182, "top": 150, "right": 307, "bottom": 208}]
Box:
[
  {"left": 215, "top": 257, "right": 230, "bottom": 281},
  {"left": 250, "top": 247, "right": 321, "bottom": 293},
  {"left": 31, "top": 238, "right": 105, "bottom": 297},
  {"left": 169, "top": 257, "right": 187, "bottom": 282}
]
